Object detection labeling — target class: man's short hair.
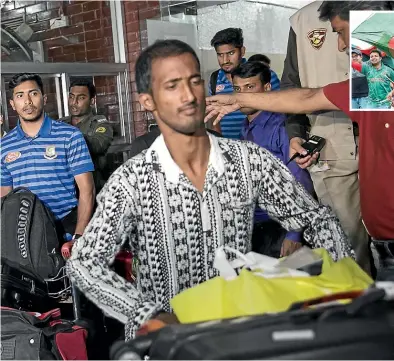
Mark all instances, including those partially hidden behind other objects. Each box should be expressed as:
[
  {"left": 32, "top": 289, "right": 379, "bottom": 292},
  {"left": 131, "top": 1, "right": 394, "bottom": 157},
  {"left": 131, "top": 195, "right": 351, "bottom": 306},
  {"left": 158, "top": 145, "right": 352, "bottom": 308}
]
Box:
[
  {"left": 248, "top": 54, "right": 271, "bottom": 66},
  {"left": 135, "top": 39, "right": 200, "bottom": 94},
  {"left": 210, "top": 28, "right": 243, "bottom": 49},
  {"left": 318, "top": 1, "right": 393, "bottom": 22},
  {"left": 9, "top": 73, "right": 44, "bottom": 95},
  {"left": 370, "top": 49, "right": 383, "bottom": 57},
  {"left": 231, "top": 61, "right": 271, "bottom": 85},
  {"left": 69, "top": 78, "right": 96, "bottom": 99}
]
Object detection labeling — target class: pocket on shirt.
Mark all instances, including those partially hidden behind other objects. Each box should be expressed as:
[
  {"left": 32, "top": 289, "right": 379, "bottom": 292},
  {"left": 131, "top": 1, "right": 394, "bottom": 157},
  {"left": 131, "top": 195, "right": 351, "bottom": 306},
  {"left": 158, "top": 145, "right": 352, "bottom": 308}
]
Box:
[{"left": 219, "top": 196, "right": 255, "bottom": 242}]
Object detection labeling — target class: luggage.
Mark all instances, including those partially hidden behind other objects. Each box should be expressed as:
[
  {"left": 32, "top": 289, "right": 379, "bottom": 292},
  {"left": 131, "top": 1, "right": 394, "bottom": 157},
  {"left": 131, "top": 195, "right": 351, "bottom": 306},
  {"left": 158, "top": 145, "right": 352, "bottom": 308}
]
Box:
[
  {"left": 1, "top": 187, "right": 66, "bottom": 311},
  {"left": 0, "top": 306, "right": 88, "bottom": 360},
  {"left": 111, "top": 286, "right": 394, "bottom": 360}
]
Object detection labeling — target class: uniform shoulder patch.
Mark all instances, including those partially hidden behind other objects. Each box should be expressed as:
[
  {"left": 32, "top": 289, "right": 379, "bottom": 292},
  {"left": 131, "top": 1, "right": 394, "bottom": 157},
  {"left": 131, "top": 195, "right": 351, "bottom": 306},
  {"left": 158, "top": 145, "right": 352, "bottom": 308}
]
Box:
[
  {"left": 96, "top": 126, "right": 107, "bottom": 133},
  {"left": 93, "top": 115, "right": 108, "bottom": 123},
  {"left": 307, "top": 28, "right": 327, "bottom": 50}
]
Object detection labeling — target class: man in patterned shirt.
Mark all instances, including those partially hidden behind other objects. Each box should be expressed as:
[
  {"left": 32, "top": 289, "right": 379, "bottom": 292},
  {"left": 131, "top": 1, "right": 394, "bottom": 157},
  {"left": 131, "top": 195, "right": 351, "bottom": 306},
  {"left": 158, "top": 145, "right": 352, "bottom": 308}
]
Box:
[{"left": 67, "top": 39, "right": 352, "bottom": 340}]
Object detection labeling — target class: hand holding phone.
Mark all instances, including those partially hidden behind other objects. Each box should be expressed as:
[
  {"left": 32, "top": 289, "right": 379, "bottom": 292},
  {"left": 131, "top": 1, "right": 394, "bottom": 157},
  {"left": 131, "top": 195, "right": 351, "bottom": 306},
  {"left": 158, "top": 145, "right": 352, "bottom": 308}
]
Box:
[{"left": 287, "top": 135, "right": 326, "bottom": 166}]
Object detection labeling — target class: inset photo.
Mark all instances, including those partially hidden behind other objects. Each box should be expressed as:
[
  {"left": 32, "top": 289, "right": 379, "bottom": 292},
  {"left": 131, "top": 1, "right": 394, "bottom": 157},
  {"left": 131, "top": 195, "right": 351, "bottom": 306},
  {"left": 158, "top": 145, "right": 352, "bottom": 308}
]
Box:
[{"left": 350, "top": 11, "right": 394, "bottom": 110}]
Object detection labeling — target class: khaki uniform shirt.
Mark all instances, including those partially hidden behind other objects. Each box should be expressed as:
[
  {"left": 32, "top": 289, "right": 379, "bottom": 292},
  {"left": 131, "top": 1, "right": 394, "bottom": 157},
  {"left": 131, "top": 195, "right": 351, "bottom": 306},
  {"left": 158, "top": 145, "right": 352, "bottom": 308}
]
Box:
[
  {"left": 61, "top": 113, "right": 113, "bottom": 190},
  {"left": 283, "top": 1, "right": 357, "bottom": 161}
]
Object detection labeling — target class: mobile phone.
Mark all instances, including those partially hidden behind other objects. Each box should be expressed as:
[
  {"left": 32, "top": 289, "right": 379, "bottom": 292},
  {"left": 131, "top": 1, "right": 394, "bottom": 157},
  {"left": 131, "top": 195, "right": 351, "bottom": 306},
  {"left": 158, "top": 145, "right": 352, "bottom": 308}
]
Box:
[{"left": 286, "top": 135, "right": 326, "bottom": 165}]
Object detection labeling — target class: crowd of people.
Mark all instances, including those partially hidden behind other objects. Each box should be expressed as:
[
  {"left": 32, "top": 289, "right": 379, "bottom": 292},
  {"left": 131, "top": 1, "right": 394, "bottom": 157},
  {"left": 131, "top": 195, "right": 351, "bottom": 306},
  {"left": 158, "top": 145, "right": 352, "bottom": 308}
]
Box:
[{"left": 1, "top": 0, "right": 393, "bottom": 344}]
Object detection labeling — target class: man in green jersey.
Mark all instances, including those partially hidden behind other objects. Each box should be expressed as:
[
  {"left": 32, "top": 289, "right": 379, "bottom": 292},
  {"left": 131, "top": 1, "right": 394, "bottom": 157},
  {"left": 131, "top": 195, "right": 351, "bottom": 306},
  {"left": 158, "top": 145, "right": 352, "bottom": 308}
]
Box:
[{"left": 361, "top": 50, "right": 394, "bottom": 109}]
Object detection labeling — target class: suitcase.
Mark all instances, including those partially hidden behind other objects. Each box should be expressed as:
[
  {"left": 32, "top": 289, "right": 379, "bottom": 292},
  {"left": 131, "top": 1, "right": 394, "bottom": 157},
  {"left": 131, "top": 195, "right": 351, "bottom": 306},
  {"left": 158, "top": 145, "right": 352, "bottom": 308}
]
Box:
[
  {"left": 111, "top": 287, "right": 394, "bottom": 360},
  {"left": 0, "top": 262, "right": 51, "bottom": 311}
]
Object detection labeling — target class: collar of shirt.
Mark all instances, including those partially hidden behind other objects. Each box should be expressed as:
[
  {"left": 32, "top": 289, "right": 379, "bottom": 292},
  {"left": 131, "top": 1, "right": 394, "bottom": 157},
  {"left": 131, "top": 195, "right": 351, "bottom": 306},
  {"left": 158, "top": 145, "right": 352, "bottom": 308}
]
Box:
[
  {"left": 145, "top": 132, "right": 228, "bottom": 185},
  {"left": 16, "top": 113, "right": 52, "bottom": 140},
  {"left": 63, "top": 112, "right": 93, "bottom": 127},
  {"left": 217, "top": 58, "right": 247, "bottom": 84},
  {"left": 365, "top": 62, "right": 389, "bottom": 73}
]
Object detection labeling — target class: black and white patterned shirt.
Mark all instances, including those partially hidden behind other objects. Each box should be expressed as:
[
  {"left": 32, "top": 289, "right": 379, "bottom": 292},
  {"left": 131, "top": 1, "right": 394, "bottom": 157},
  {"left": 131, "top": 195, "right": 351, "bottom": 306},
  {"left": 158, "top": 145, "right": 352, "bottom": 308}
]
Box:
[{"left": 67, "top": 133, "right": 353, "bottom": 339}]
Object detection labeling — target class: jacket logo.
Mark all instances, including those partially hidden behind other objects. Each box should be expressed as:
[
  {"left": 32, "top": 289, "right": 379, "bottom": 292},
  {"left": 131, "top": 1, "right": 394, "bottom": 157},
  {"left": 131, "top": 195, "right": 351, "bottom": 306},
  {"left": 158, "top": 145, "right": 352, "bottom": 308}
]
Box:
[
  {"left": 44, "top": 145, "right": 57, "bottom": 160},
  {"left": 5, "top": 151, "right": 21, "bottom": 163},
  {"left": 96, "top": 127, "right": 107, "bottom": 133},
  {"left": 307, "top": 28, "right": 327, "bottom": 50},
  {"left": 216, "top": 84, "right": 225, "bottom": 92}
]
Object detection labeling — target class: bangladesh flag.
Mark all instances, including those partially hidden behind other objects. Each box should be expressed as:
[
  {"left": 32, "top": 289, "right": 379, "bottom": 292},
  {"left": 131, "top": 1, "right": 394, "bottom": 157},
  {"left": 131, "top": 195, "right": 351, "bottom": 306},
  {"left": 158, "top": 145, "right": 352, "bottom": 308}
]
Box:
[{"left": 352, "top": 13, "right": 394, "bottom": 58}]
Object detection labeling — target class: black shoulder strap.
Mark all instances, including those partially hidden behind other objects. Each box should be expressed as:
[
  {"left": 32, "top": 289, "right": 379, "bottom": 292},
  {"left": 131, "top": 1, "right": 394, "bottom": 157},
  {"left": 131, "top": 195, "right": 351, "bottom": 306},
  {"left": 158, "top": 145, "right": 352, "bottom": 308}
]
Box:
[{"left": 210, "top": 70, "right": 220, "bottom": 95}]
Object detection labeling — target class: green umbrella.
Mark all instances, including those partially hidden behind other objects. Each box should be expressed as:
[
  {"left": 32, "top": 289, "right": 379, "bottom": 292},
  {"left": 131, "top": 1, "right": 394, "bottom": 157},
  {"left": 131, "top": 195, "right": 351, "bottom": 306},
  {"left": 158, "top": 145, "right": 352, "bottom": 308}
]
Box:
[{"left": 352, "top": 13, "right": 394, "bottom": 59}]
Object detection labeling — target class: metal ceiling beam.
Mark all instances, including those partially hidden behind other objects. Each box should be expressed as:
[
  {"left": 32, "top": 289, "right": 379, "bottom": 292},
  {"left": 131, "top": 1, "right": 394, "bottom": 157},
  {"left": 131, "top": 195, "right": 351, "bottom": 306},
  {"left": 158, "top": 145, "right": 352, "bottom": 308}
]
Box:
[
  {"left": 1, "top": 26, "right": 33, "bottom": 61},
  {"left": 196, "top": 0, "right": 237, "bottom": 9},
  {"left": 1, "top": 62, "right": 128, "bottom": 75},
  {"left": 160, "top": 0, "right": 237, "bottom": 15}
]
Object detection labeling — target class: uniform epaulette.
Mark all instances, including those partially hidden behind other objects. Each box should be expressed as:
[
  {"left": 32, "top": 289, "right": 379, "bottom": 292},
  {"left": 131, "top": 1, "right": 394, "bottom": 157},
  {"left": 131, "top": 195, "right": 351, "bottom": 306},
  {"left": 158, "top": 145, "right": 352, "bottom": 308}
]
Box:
[{"left": 93, "top": 115, "right": 108, "bottom": 123}]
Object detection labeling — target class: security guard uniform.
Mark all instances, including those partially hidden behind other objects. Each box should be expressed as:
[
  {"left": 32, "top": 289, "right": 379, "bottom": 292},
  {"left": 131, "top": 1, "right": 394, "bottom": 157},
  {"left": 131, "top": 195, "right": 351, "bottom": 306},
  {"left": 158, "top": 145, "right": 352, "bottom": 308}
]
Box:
[
  {"left": 61, "top": 112, "right": 113, "bottom": 192},
  {"left": 281, "top": 1, "right": 371, "bottom": 274}
]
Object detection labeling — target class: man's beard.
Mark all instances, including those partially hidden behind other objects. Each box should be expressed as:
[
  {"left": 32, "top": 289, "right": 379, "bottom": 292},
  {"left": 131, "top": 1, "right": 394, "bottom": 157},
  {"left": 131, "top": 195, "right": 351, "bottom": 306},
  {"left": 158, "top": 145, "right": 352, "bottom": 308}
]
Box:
[
  {"left": 221, "top": 63, "right": 236, "bottom": 73},
  {"left": 20, "top": 108, "right": 44, "bottom": 122}
]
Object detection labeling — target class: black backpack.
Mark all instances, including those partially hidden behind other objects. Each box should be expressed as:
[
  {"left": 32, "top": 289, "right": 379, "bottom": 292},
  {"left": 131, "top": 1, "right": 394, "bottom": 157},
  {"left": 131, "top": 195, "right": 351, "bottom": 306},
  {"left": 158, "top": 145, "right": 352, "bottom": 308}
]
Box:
[
  {"left": 1, "top": 187, "right": 65, "bottom": 310},
  {"left": 209, "top": 70, "right": 220, "bottom": 95}
]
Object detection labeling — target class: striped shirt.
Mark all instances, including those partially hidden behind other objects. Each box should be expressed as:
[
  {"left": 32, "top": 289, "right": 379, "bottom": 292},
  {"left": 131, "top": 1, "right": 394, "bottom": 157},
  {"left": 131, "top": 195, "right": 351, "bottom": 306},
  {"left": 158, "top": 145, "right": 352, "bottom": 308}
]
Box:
[
  {"left": 1, "top": 114, "right": 94, "bottom": 219},
  {"left": 270, "top": 70, "right": 280, "bottom": 91},
  {"left": 209, "top": 60, "right": 247, "bottom": 139}
]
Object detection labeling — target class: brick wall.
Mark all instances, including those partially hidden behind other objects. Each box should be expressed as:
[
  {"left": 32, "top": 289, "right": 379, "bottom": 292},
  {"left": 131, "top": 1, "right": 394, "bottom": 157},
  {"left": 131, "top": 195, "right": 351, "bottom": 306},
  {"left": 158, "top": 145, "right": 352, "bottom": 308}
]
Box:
[
  {"left": 123, "top": 0, "right": 160, "bottom": 138},
  {"left": 45, "top": 1, "right": 115, "bottom": 63},
  {"left": 2, "top": 1, "right": 119, "bottom": 134},
  {"left": 1, "top": 0, "right": 115, "bottom": 63},
  {"left": 2, "top": 0, "right": 161, "bottom": 139}
]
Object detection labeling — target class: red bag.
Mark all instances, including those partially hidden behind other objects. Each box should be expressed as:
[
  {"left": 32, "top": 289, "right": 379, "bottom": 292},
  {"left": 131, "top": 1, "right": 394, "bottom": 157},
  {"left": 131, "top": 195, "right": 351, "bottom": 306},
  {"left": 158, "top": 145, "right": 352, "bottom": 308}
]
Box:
[
  {"left": 0, "top": 306, "right": 88, "bottom": 360},
  {"left": 114, "top": 249, "right": 136, "bottom": 282}
]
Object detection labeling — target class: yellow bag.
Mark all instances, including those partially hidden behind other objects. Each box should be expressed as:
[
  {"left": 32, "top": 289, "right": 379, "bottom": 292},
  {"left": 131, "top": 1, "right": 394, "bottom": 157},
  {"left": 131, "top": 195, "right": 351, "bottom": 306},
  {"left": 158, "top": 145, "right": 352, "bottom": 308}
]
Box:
[{"left": 170, "top": 248, "right": 373, "bottom": 324}]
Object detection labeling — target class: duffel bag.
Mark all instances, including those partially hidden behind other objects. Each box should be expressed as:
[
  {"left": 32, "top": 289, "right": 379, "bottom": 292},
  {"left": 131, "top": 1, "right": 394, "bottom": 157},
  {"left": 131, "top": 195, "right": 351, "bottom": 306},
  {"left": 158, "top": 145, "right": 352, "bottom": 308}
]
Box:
[
  {"left": 0, "top": 307, "right": 88, "bottom": 360},
  {"left": 111, "top": 285, "right": 394, "bottom": 360}
]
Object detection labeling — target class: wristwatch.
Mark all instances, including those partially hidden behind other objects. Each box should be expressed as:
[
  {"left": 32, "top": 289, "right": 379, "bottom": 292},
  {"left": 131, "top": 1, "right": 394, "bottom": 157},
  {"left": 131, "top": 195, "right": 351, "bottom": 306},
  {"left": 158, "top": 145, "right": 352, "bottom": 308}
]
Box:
[{"left": 72, "top": 234, "right": 82, "bottom": 241}]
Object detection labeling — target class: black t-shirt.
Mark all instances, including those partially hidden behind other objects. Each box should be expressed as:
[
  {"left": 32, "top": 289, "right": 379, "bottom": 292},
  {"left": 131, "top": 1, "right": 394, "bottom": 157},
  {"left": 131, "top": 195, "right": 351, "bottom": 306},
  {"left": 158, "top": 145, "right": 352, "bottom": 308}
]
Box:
[{"left": 351, "top": 69, "right": 369, "bottom": 99}]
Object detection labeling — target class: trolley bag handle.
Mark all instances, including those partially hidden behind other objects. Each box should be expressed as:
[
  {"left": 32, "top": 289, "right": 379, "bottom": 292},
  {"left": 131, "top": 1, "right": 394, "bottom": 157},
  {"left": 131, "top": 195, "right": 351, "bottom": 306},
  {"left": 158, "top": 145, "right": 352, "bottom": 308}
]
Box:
[
  {"left": 288, "top": 287, "right": 386, "bottom": 315},
  {"left": 110, "top": 332, "right": 160, "bottom": 360},
  {"left": 288, "top": 290, "right": 364, "bottom": 311}
]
